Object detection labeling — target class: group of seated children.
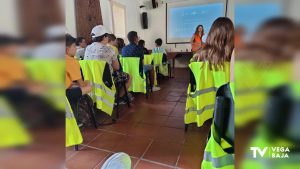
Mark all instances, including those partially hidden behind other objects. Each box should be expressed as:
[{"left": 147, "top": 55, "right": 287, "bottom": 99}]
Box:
[{"left": 66, "top": 25, "right": 169, "bottom": 107}]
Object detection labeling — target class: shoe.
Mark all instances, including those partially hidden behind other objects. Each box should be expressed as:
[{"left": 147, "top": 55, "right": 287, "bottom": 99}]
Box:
[
  {"left": 127, "top": 93, "right": 134, "bottom": 102},
  {"left": 78, "top": 122, "right": 83, "bottom": 128},
  {"left": 114, "top": 98, "right": 127, "bottom": 106},
  {"left": 152, "top": 86, "right": 161, "bottom": 92},
  {"left": 118, "top": 99, "right": 127, "bottom": 105}
]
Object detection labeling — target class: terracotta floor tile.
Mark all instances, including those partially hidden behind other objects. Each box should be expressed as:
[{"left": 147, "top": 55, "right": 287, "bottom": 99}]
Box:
[
  {"left": 155, "top": 127, "right": 185, "bottom": 144},
  {"left": 179, "top": 96, "right": 187, "bottom": 103},
  {"left": 66, "top": 146, "right": 84, "bottom": 159},
  {"left": 66, "top": 147, "right": 109, "bottom": 169},
  {"left": 81, "top": 128, "right": 103, "bottom": 144},
  {"left": 170, "top": 103, "right": 185, "bottom": 118},
  {"left": 121, "top": 111, "right": 147, "bottom": 123},
  {"left": 99, "top": 120, "right": 136, "bottom": 135},
  {"left": 141, "top": 114, "right": 168, "bottom": 126},
  {"left": 165, "top": 96, "right": 181, "bottom": 102},
  {"left": 113, "top": 135, "right": 152, "bottom": 158},
  {"left": 184, "top": 131, "right": 208, "bottom": 148},
  {"left": 88, "top": 132, "right": 125, "bottom": 151},
  {"left": 128, "top": 123, "right": 160, "bottom": 139},
  {"left": 135, "top": 160, "right": 173, "bottom": 169},
  {"left": 163, "top": 116, "right": 185, "bottom": 129},
  {"left": 168, "top": 91, "right": 184, "bottom": 97},
  {"left": 143, "top": 141, "right": 182, "bottom": 166},
  {"left": 176, "top": 144, "right": 203, "bottom": 169},
  {"left": 136, "top": 102, "right": 176, "bottom": 116}
]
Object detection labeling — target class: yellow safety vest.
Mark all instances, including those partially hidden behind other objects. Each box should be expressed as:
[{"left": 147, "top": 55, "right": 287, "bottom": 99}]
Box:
[
  {"left": 235, "top": 61, "right": 292, "bottom": 127},
  {"left": 80, "top": 60, "right": 116, "bottom": 116},
  {"left": 119, "top": 57, "right": 147, "bottom": 93},
  {"left": 23, "top": 59, "right": 65, "bottom": 110},
  {"left": 152, "top": 53, "right": 168, "bottom": 76},
  {"left": 144, "top": 54, "right": 158, "bottom": 86},
  {"left": 202, "top": 82, "right": 234, "bottom": 169},
  {"left": 66, "top": 97, "right": 83, "bottom": 147},
  {"left": 241, "top": 126, "right": 297, "bottom": 169},
  {"left": 185, "top": 62, "right": 230, "bottom": 127},
  {"left": 0, "top": 97, "right": 31, "bottom": 148},
  {"left": 202, "top": 125, "right": 234, "bottom": 169},
  {"left": 241, "top": 84, "right": 299, "bottom": 169}
]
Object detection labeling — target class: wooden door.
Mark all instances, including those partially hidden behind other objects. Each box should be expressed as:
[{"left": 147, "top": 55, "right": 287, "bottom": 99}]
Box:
[
  {"left": 18, "top": 0, "right": 63, "bottom": 42},
  {"left": 75, "top": 0, "right": 103, "bottom": 43}
]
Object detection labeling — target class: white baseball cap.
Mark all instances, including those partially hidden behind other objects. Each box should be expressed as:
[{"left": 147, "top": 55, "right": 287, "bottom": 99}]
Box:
[{"left": 91, "top": 25, "right": 109, "bottom": 38}]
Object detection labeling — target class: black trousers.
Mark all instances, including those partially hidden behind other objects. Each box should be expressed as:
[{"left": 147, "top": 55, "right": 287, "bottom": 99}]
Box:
[{"left": 66, "top": 87, "right": 82, "bottom": 113}]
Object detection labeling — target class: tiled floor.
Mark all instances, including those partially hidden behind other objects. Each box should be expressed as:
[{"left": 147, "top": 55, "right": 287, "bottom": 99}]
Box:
[{"left": 66, "top": 68, "right": 212, "bottom": 169}]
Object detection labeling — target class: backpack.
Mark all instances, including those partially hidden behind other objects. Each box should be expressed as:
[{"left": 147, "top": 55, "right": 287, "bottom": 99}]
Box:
[{"left": 75, "top": 94, "right": 97, "bottom": 128}]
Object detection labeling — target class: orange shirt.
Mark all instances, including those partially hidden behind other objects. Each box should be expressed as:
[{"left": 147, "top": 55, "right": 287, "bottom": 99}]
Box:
[
  {"left": 0, "top": 55, "right": 27, "bottom": 90},
  {"left": 192, "top": 34, "right": 202, "bottom": 52},
  {"left": 66, "top": 55, "right": 82, "bottom": 89}
]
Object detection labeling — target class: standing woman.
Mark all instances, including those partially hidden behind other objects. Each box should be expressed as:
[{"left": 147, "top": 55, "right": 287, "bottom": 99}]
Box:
[
  {"left": 192, "top": 17, "right": 234, "bottom": 64},
  {"left": 191, "top": 25, "right": 204, "bottom": 53}
]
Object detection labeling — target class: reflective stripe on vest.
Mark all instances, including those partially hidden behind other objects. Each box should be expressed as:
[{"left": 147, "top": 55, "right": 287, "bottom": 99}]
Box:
[
  {"left": 93, "top": 83, "right": 115, "bottom": 97},
  {"left": 189, "top": 87, "right": 218, "bottom": 98},
  {"left": 186, "top": 104, "right": 215, "bottom": 115},
  {"left": 88, "top": 92, "right": 114, "bottom": 109},
  {"left": 201, "top": 124, "right": 234, "bottom": 169},
  {"left": 96, "top": 96, "right": 114, "bottom": 108},
  {"left": 65, "top": 104, "right": 74, "bottom": 119},
  {"left": 203, "top": 151, "right": 234, "bottom": 168}
]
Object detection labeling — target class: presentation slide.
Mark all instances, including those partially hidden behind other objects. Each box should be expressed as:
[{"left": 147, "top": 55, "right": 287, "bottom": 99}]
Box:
[{"left": 167, "top": 1, "right": 225, "bottom": 44}]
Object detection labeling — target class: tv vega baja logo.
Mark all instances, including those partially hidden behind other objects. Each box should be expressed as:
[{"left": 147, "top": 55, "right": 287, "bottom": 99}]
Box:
[{"left": 250, "top": 147, "right": 289, "bottom": 159}]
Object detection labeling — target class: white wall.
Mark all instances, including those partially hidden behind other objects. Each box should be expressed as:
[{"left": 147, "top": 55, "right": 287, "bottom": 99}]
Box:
[
  {"left": 101, "top": 0, "right": 141, "bottom": 39},
  {"left": 65, "top": 0, "right": 234, "bottom": 67},
  {"left": 0, "top": 0, "right": 20, "bottom": 36},
  {"left": 140, "top": 0, "right": 235, "bottom": 51},
  {"left": 139, "top": 3, "right": 192, "bottom": 52},
  {"left": 65, "top": 0, "right": 76, "bottom": 36}
]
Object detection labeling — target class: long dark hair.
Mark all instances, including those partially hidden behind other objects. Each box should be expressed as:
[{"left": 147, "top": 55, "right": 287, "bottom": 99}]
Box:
[
  {"left": 198, "top": 17, "right": 234, "bottom": 70},
  {"left": 194, "top": 25, "right": 204, "bottom": 37}
]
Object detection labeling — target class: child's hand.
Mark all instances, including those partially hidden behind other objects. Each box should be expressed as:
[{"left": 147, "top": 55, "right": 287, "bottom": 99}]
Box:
[
  {"left": 81, "top": 83, "right": 92, "bottom": 95},
  {"left": 83, "top": 80, "right": 91, "bottom": 87}
]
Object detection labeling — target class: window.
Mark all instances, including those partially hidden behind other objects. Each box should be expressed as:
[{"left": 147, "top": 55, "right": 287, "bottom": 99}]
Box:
[{"left": 111, "top": 1, "right": 126, "bottom": 38}]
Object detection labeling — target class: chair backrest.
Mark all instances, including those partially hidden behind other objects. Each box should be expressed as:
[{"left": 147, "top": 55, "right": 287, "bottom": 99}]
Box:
[
  {"left": 144, "top": 54, "right": 154, "bottom": 65},
  {"left": 152, "top": 53, "right": 164, "bottom": 66},
  {"left": 119, "top": 57, "right": 146, "bottom": 93},
  {"left": 213, "top": 83, "right": 234, "bottom": 147},
  {"left": 80, "top": 60, "right": 113, "bottom": 89}
]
